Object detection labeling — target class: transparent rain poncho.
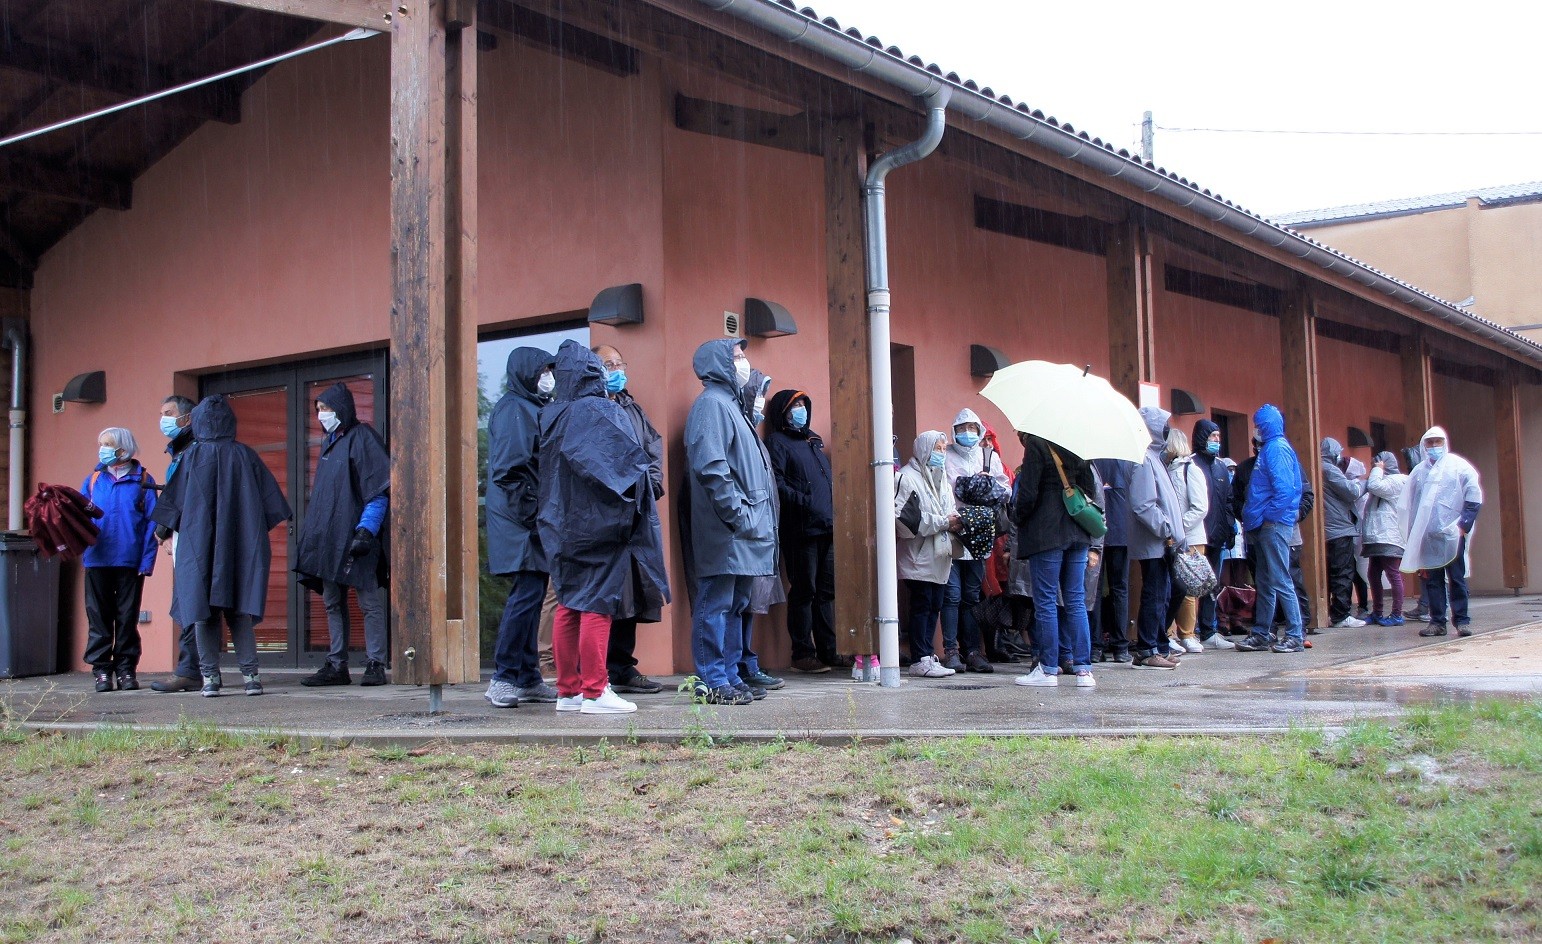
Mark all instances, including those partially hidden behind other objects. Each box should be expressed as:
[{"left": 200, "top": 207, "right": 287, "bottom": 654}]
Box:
[{"left": 1398, "top": 453, "right": 1482, "bottom": 572}]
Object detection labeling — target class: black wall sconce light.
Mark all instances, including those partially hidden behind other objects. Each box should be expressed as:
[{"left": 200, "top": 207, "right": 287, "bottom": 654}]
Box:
[
  {"left": 61, "top": 370, "right": 107, "bottom": 405},
  {"left": 969, "top": 344, "right": 1009, "bottom": 377},
  {"left": 1347, "top": 426, "right": 1373, "bottom": 449},
  {"left": 587, "top": 283, "right": 645, "bottom": 326},
  {"left": 744, "top": 297, "right": 797, "bottom": 338},
  {"left": 1169, "top": 387, "right": 1205, "bottom": 416}
]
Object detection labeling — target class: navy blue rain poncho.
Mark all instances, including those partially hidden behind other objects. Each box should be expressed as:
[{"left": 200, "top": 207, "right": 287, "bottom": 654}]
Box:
[
  {"left": 485, "top": 347, "right": 555, "bottom": 576},
  {"left": 293, "top": 382, "right": 391, "bottom": 592},
  {"left": 151, "top": 394, "right": 292, "bottom": 625},
  {"left": 536, "top": 341, "right": 670, "bottom": 620}
]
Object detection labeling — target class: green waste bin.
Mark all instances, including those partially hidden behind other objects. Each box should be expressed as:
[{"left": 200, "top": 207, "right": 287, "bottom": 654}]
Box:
[{"left": 0, "top": 534, "right": 60, "bottom": 678}]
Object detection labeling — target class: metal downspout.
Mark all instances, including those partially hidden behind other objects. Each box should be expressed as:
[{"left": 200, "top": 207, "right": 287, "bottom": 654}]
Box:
[
  {"left": 2, "top": 322, "right": 24, "bottom": 532},
  {"left": 865, "top": 87, "right": 949, "bottom": 688}
]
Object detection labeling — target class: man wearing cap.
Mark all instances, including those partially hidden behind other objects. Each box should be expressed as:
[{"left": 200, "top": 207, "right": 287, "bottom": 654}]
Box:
[{"left": 1400, "top": 426, "right": 1483, "bottom": 638}]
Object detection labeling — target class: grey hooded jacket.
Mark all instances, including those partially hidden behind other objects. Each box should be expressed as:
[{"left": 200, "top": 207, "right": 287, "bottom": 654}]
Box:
[
  {"left": 1319, "top": 437, "right": 1364, "bottom": 541},
  {"left": 1129, "top": 406, "right": 1185, "bottom": 560},
  {"left": 683, "top": 339, "right": 777, "bottom": 578},
  {"left": 1360, "top": 451, "right": 1407, "bottom": 555}
]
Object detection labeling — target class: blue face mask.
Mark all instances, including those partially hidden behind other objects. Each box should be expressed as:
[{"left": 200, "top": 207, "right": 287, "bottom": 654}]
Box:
[
  {"left": 605, "top": 369, "right": 627, "bottom": 394},
  {"left": 160, "top": 416, "right": 183, "bottom": 438},
  {"left": 788, "top": 406, "right": 808, "bottom": 429},
  {"left": 954, "top": 430, "right": 980, "bottom": 448},
  {"left": 1427, "top": 446, "right": 1446, "bottom": 463},
  {"left": 99, "top": 446, "right": 119, "bottom": 465},
  {"left": 927, "top": 451, "right": 947, "bottom": 469},
  {"left": 1205, "top": 439, "right": 1220, "bottom": 456}
]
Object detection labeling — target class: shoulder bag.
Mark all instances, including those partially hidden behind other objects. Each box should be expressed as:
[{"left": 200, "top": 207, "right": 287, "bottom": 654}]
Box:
[{"left": 1051, "top": 448, "right": 1107, "bottom": 538}]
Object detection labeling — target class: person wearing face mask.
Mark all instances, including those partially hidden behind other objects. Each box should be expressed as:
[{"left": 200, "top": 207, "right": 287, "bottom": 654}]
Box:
[
  {"left": 149, "top": 395, "right": 205, "bottom": 693},
  {"left": 591, "top": 344, "right": 670, "bottom": 696},
  {"left": 1400, "top": 425, "right": 1483, "bottom": 638},
  {"left": 1190, "top": 419, "right": 1235, "bottom": 650},
  {"left": 1360, "top": 451, "right": 1408, "bottom": 626},
  {"left": 1237, "top": 404, "right": 1307, "bottom": 654},
  {"left": 1319, "top": 437, "right": 1366, "bottom": 628},
  {"left": 942, "top": 408, "right": 1010, "bottom": 673},
  {"left": 80, "top": 427, "right": 159, "bottom": 692},
  {"left": 764, "top": 388, "right": 838, "bottom": 673},
  {"left": 683, "top": 338, "right": 777, "bottom": 705},
  {"left": 295, "top": 383, "right": 393, "bottom": 688},
  {"left": 482, "top": 348, "right": 561, "bottom": 709},
  {"left": 896, "top": 432, "right": 963, "bottom": 678}
]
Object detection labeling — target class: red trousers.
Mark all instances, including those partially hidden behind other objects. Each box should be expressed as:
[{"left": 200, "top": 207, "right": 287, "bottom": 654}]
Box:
[{"left": 553, "top": 605, "right": 612, "bottom": 699}]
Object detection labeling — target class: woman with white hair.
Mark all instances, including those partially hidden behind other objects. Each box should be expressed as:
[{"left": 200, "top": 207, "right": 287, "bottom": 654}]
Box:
[{"left": 80, "top": 426, "right": 159, "bottom": 692}]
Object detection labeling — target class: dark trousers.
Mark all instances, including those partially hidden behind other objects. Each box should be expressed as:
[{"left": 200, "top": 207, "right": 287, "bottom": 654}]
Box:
[
  {"left": 784, "top": 534, "right": 837, "bottom": 662},
  {"left": 172, "top": 621, "right": 199, "bottom": 680},
  {"left": 84, "top": 566, "right": 144, "bottom": 671},
  {"left": 606, "top": 617, "right": 640, "bottom": 680},
  {"left": 904, "top": 579, "right": 947, "bottom": 660},
  {"left": 1425, "top": 535, "right": 1471, "bottom": 629},
  {"left": 941, "top": 560, "right": 986, "bottom": 655},
  {"left": 1196, "top": 544, "right": 1224, "bottom": 639},
  {"left": 1326, "top": 535, "right": 1356, "bottom": 623},
  {"left": 1096, "top": 546, "right": 1130, "bottom": 653},
  {"left": 492, "top": 570, "right": 549, "bottom": 688},
  {"left": 1135, "top": 556, "right": 1174, "bottom": 656}
]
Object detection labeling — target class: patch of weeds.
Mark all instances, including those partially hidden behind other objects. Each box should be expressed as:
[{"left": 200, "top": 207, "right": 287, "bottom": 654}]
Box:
[
  {"left": 252, "top": 790, "right": 291, "bottom": 812},
  {"left": 1403, "top": 703, "right": 1475, "bottom": 753},
  {"left": 374, "top": 745, "right": 412, "bottom": 762},
  {"left": 295, "top": 854, "right": 343, "bottom": 889},
  {"left": 72, "top": 790, "right": 102, "bottom": 828},
  {"left": 1328, "top": 719, "right": 1399, "bottom": 768},
  {"left": 1024, "top": 926, "right": 1062, "bottom": 944},
  {"left": 20, "top": 794, "right": 45, "bottom": 811},
  {"left": 534, "top": 830, "right": 581, "bottom": 862}
]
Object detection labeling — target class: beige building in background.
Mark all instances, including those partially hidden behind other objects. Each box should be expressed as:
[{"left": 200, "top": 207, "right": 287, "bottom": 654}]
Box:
[{"left": 1276, "top": 182, "right": 1542, "bottom": 332}]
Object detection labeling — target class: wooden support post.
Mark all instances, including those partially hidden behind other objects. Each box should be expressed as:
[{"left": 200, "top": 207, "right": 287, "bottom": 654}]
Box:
[
  {"left": 389, "top": 0, "right": 478, "bottom": 686},
  {"left": 1105, "top": 218, "right": 1152, "bottom": 403},
  {"left": 1495, "top": 365, "right": 1528, "bottom": 590},
  {"left": 1280, "top": 286, "right": 1326, "bottom": 628},
  {"left": 823, "top": 114, "right": 876, "bottom": 656},
  {"left": 1401, "top": 331, "right": 1434, "bottom": 438}
]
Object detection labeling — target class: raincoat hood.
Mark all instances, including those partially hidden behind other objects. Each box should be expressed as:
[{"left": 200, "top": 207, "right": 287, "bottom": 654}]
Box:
[
  {"left": 1376, "top": 450, "right": 1401, "bottom": 475},
  {"left": 505, "top": 347, "right": 556, "bottom": 404},
  {"left": 1254, "top": 404, "right": 1286, "bottom": 442},
  {"left": 552, "top": 339, "right": 606, "bottom": 402},
  {"left": 1193, "top": 418, "right": 1220, "bottom": 445},
  {"left": 912, "top": 430, "right": 947, "bottom": 467},
  {"left": 768, "top": 388, "right": 811, "bottom": 435},
  {"left": 1320, "top": 437, "right": 1343, "bottom": 460},
  {"left": 1139, "top": 406, "right": 1171, "bottom": 446},
  {"left": 316, "top": 382, "right": 358, "bottom": 433},
  {"left": 693, "top": 338, "right": 746, "bottom": 391},
  {"left": 1421, "top": 425, "right": 1450, "bottom": 448},
  {"left": 951, "top": 408, "right": 984, "bottom": 434},
  {"left": 191, "top": 395, "right": 237, "bottom": 443}
]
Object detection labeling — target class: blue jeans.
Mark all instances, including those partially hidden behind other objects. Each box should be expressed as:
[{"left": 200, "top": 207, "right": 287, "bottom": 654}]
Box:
[
  {"left": 692, "top": 574, "right": 750, "bottom": 690},
  {"left": 1425, "top": 535, "right": 1470, "bottom": 628},
  {"left": 904, "top": 579, "right": 947, "bottom": 660},
  {"left": 941, "top": 560, "right": 985, "bottom": 654},
  {"left": 1250, "top": 524, "right": 1303, "bottom": 642},
  {"left": 1029, "top": 546, "right": 1091, "bottom": 674},
  {"left": 492, "top": 570, "right": 549, "bottom": 687}
]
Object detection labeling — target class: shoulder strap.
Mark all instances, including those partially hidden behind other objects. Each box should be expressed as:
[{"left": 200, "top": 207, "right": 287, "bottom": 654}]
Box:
[
  {"left": 89, "top": 470, "right": 102, "bottom": 494},
  {"left": 981, "top": 443, "right": 996, "bottom": 475},
  {"left": 1050, "top": 448, "right": 1072, "bottom": 491}
]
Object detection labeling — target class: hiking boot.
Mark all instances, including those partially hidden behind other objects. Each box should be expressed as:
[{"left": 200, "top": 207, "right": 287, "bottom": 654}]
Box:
[
  {"left": 360, "top": 660, "right": 389, "bottom": 687},
  {"left": 734, "top": 682, "right": 768, "bottom": 701},
  {"left": 151, "top": 675, "right": 200, "bottom": 693},
  {"left": 93, "top": 670, "right": 114, "bottom": 693},
  {"left": 1457, "top": 625, "right": 1473, "bottom": 638},
  {"left": 1408, "top": 603, "right": 1430, "bottom": 622},
  {"left": 116, "top": 669, "right": 140, "bottom": 691},
  {"left": 200, "top": 674, "right": 223, "bottom": 697},
  {"left": 1271, "top": 637, "right": 1305, "bottom": 653},
  {"left": 1132, "top": 653, "right": 1178, "bottom": 669},
  {"left": 611, "top": 671, "right": 664, "bottom": 694},
  {"left": 742, "top": 670, "right": 785, "bottom": 690},
  {"left": 243, "top": 673, "right": 264, "bottom": 696},
  {"left": 300, "top": 662, "right": 350, "bottom": 687},
  {"left": 1419, "top": 624, "right": 1448, "bottom": 637},
  {"left": 964, "top": 650, "right": 995, "bottom": 673},
  {"left": 580, "top": 687, "right": 637, "bottom": 715},
  {"left": 702, "top": 685, "right": 753, "bottom": 705},
  {"left": 484, "top": 679, "right": 519, "bottom": 708},
  {"left": 790, "top": 657, "right": 830, "bottom": 674},
  {"left": 940, "top": 649, "right": 967, "bottom": 673},
  {"left": 1234, "top": 634, "right": 1275, "bottom": 652}
]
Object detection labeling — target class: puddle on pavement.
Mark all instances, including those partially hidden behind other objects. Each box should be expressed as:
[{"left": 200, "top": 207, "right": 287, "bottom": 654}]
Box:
[{"left": 1228, "top": 677, "right": 1540, "bottom": 706}]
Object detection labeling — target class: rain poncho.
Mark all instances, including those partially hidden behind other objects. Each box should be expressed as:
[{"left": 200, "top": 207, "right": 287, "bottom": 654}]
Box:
[
  {"left": 293, "top": 383, "right": 390, "bottom": 591},
  {"left": 1360, "top": 451, "right": 1407, "bottom": 556},
  {"left": 485, "top": 347, "right": 555, "bottom": 576},
  {"left": 1399, "top": 426, "right": 1483, "bottom": 572},
  {"left": 536, "top": 341, "right": 670, "bottom": 619},
  {"left": 895, "top": 432, "right": 960, "bottom": 584},
  {"left": 151, "top": 395, "right": 292, "bottom": 624}
]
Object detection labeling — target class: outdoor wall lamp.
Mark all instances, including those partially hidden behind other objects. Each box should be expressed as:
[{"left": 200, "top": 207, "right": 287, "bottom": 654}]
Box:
[
  {"left": 969, "top": 344, "right": 1008, "bottom": 377},
  {"left": 60, "top": 370, "right": 106, "bottom": 405},
  {"left": 1169, "top": 387, "right": 1205, "bottom": 416},
  {"left": 1347, "top": 426, "right": 1373, "bottom": 449},
  {"left": 587, "top": 283, "right": 645, "bottom": 326},
  {"left": 744, "top": 297, "right": 798, "bottom": 338}
]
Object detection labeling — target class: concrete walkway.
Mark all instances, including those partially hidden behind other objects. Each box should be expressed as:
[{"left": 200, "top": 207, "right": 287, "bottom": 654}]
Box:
[{"left": 5, "top": 594, "right": 1540, "bottom": 744}]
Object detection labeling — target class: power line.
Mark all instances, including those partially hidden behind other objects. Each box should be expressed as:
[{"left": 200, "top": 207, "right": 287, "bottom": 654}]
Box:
[{"left": 1155, "top": 125, "right": 1542, "bottom": 137}]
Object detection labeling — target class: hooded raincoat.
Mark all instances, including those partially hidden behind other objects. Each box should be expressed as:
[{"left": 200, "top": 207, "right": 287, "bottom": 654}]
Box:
[
  {"left": 485, "top": 347, "right": 555, "bottom": 576},
  {"left": 536, "top": 341, "right": 670, "bottom": 619},
  {"left": 1399, "top": 426, "right": 1483, "bottom": 572},
  {"left": 683, "top": 339, "right": 777, "bottom": 578},
  {"left": 764, "top": 388, "right": 834, "bottom": 538},
  {"left": 1241, "top": 404, "right": 1303, "bottom": 533},
  {"left": 1191, "top": 418, "right": 1235, "bottom": 548},
  {"left": 151, "top": 395, "right": 292, "bottom": 625},
  {"left": 1129, "top": 407, "right": 1185, "bottom": 560},
  {"left": 895, "top": 431, "right": 960, "bottom": 584},
  {"left": 1361, "top": 451, "right": 1407, "bottom": 556},
  {"left": 294, "top": 383, "right": 390, "bottom": 591},
  {"left": 1319, "top": 437, "right": 1363, "bottom": 540}
]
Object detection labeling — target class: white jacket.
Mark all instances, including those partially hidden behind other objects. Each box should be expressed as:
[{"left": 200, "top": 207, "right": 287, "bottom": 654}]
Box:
[
  {"left": 895, "top": 432, "right": 960, "bottom": 584},
  {"left": 1361, "top": 466, "right": 1407, "bottom": 552},
  {"left": 1168, "top": 456, "right": 1210, "bottom": 548}
]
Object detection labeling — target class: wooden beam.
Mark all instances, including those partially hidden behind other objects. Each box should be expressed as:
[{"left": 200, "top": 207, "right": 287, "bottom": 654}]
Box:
[
  {"left": 1281, "top": 285, "right": 1326, "bottom": 628},
  {"left": 673, "top": 95, "right": 820, "bottom": 156},
  {"left": 1401, "top": 331, "right": 1434, "bottom": 438},
  {"left": 389, "top": 0, "right": 478, "bottom": 685},
  {"left": 1105, "top": 218, "right": 1151, "bottom": 403},
  {"left": 206, "top": 0, "right": 392, "bottom": 29},
  {"left": 476, "top": 0, "right": 639, "bottom": 76},
  {"left": 823, "top": 112, "right": 877, "bottom": 656},
  {"left": 0, "top": 155, "right": 132, "bottom": 211},
  {"left": 975, "top": 195, "right": 1106, "bottom": 256},
  {"left": 0, "top": 38, "right": 242, "bottom": 124},
  {"left": 1495, "top": 365, "right": 1529, "bottom": 590}
]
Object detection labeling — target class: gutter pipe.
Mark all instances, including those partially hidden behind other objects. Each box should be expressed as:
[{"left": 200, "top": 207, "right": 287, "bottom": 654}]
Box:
[
  {"left": 864, "top": 87, "right": 949, "bottom": 688},
  {"left": 2, "top": 322, "right": 24, "bottom": 532},
  {"left": 692, "top": 0, "right": 1542, "bottom": 368}
]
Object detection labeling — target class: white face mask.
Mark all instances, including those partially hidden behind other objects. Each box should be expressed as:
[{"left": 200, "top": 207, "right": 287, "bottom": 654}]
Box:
[
  {"left": 537, "top": 371, "right": 556, "bottom": 396},
  {"left": 734, "top": 358, "right": 752, "bottom": 387},
  {"left": 318, "top": 410, "right": 340, "bottom": 433}
]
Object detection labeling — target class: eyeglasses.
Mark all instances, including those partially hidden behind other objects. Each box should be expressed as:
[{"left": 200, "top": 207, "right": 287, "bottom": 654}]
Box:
[{"left": 601, "top": 361, "right": 626, "bottom": 371}]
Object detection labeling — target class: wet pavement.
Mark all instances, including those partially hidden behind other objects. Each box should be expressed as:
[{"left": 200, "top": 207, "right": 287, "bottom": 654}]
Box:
[{"left": 5, "top": 594, "right": 1539, "bottom": 744}]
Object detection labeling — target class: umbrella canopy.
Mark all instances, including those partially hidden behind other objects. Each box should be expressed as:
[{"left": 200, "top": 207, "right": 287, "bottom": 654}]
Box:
[{"left": 979, "top": 361, "right": 1148, "bottom": 462}]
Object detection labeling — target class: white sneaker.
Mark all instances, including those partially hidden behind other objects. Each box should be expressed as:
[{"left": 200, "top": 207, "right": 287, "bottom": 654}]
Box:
[
  {"left": 1202, "top": 634, "right": 1237, "bottom": 650},
  {"left": 909, "top": 656, "right": 954, "bottom": 678},
  {"left": 1181, "top": 637, "right": 1204, "bottom": 654},
  {"left": 1335, "top": 616, "right": 1367, "bottom": 628},
  {"left": 1074, "top": 671, "right": 1096, "bottom": 689},
  {"left": 1014, "top": 666, "right": 1057, "bottom": 687},
  {"left": 580, "top": 686, "right": 637, "bottom": 714},
  {"left": 554, "top": 694, "right": 583, "bottom": 712}
]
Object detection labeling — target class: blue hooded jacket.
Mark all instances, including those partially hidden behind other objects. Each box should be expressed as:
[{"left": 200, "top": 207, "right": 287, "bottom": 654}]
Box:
[
  {"left": 1241, "top": 404, "right": 1303, "bottom": 531},
  {"left": 81, "top": 461, "right": 158, "bottom": 573}
]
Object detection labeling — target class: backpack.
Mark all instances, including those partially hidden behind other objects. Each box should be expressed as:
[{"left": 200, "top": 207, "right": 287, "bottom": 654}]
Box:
[{"left": 88, "top": 464, "right": 155, "bottom": 516}]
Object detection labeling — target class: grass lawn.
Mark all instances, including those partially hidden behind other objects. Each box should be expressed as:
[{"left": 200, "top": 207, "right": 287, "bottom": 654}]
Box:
[{"left": 1, "top": 699, "right": 1539, "bottom": 943}]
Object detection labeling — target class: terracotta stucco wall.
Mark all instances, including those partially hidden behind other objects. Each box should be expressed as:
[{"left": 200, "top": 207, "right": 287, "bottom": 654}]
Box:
[{"left": 1469, "top": 202, "right": 1542, "bottom": 327}]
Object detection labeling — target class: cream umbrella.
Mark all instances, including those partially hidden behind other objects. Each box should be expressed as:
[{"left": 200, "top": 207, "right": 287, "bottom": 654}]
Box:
[{"left": 979, "top": 361, "right": 1149, "bottom": 462}]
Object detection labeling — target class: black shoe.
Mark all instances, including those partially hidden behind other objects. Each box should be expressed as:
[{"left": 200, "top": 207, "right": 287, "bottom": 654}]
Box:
[
  {"left": 150, "top": 675, "right": 201, "bottom": 693},
  {"left": 790, "top": 657, "right": 831, "bottom": 674},
  {"left": 300, "top": 663, "right": 351, "bottom": 687},
  {"left": 612, "top": 671, "right": 664, "bottom": 695},
  {"left": 1234, "top": 634, "right": 1275, "bottom": 652},
  {"left": 201, "top": 674, "right": 223, "bottom": 697},
  {"left": 93, "top": 670, "right": 114, "bottom": 693},
  {"left": 1111, "top": 650, "right": 1133, "bottom": 663},
  {"left": 696, "top": 684, "right": 753, "bottom": 705},
  {"left": 1419, "top": 624, "right": 1448, "bottom": 637},
  {"left": 964, "top": 650, "right": 994, "bottom": 673},
  {"left": 360, "top": 660, "right": 389, "bottom": 687},
  {"left": 1456, "top": 625, "right": 1473, "bottom": 638},
  {"left": 734, "top": 682, "right": 767, "bottom": 701},
  {"left": 116, "top": 669, "right": 139, "bottom": 691},
  {"left": 940, "top": 650, "right": 967, "bottom": 673},
  {"left": 741, "top": 670, "right": 785, "bottom": 690}
]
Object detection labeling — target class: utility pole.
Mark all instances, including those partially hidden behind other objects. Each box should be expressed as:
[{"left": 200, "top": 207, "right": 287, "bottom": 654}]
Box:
[{"left": 1141, "top": 111, "right": 1154, "bottom": 163}]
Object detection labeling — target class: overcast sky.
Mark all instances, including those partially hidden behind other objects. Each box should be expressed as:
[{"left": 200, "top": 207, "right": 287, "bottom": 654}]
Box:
[{"left": 801, "top": 0, "right": 1542, "bottom": 217}]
